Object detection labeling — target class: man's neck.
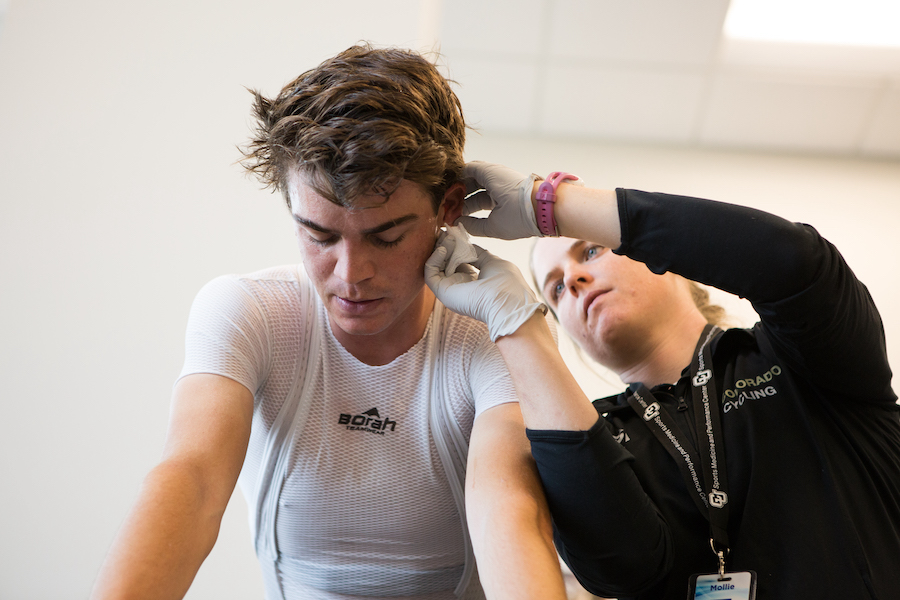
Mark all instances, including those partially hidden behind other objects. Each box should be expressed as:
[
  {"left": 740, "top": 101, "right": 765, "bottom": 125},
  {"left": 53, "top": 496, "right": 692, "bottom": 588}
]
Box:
[{"left": 331, "top": 287, "right": 436, "bottom": 366}]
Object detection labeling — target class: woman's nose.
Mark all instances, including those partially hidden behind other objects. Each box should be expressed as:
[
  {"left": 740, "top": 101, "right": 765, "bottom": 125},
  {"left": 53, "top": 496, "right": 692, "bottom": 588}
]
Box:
[{"left": 564, "top": 268, "right": 592, "bottom": 294}]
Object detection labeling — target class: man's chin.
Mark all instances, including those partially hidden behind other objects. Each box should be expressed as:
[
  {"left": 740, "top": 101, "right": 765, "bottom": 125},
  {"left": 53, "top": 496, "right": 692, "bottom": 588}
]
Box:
[{"left": 327, "top": 310, "right": 393, "bottom": 339}]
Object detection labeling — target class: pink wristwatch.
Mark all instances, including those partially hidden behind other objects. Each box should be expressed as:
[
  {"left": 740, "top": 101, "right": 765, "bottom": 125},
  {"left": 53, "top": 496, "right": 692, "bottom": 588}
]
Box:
[{"left": 535, "top": 171, "right": 580, "bottom": 236}]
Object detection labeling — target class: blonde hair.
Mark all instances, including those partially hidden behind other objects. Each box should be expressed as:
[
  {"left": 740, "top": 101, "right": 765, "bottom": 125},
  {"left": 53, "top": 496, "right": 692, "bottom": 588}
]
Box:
[{"left": 688, "top": 281, "right": 729, "bottom": 327}]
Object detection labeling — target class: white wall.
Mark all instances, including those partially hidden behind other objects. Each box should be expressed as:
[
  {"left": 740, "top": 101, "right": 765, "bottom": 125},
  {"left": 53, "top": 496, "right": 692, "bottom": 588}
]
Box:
[{"left": 1, "top": 2, "right": 898, "bottom": 599}]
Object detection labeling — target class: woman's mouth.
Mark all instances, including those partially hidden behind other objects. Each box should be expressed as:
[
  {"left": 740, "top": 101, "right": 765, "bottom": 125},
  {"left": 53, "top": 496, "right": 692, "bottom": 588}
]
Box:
[{"left": 582, "top": 289, "right": 608, "bottom": 318}]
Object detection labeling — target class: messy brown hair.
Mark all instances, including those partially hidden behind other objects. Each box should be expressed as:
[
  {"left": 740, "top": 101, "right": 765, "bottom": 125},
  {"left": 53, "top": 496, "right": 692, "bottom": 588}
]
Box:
[{"left": 241, "top": 44, "right": 466, "bottom": 212}]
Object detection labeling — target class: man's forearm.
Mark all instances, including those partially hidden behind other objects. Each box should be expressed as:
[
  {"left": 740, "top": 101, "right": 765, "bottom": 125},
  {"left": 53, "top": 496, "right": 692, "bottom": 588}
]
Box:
[
  {"left": 465, "top": 403, "right": 569, "bottom": 599},
  {"left": 467, "top": 486, "right": 568, "bottom": 599},
  {"left": 91, "top": 461, "right": 225, "bottom": 600}
]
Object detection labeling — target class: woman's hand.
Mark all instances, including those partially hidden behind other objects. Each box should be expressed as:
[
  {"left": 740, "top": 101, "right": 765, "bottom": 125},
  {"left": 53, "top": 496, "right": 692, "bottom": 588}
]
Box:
[
  {"left": 425, "top": 231, "right": 546, "bottom": 342},
  {"left": 457, "top": 161, "right": 543, "bottom": 240}
]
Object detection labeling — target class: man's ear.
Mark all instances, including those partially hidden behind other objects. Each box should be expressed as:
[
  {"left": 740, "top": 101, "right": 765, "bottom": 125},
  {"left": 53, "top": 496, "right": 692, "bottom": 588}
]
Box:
[{"left": 439, "top": 182, "right": 466, "bottom": 226}]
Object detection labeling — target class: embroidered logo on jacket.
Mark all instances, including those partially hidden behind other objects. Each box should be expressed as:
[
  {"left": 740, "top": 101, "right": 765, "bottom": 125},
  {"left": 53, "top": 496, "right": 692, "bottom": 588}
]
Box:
[
  {"left": 721, "top": 365, "right": 783, "bottom": 413},
  {"left": 338, "top": 407, "right": 397, "bottom": 435}
]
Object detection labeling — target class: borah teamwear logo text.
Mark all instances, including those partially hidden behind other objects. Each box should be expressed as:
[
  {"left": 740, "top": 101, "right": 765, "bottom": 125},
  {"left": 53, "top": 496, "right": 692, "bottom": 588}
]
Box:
[{"left": 338, "top": 407, "right": 397, "bottom": 435}]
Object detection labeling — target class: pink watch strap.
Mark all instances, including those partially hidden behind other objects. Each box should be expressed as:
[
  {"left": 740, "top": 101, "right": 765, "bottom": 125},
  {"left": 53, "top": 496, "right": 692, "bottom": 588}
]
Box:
[{"left": 535, "top": 171, "right": 579, "bottom": 236}]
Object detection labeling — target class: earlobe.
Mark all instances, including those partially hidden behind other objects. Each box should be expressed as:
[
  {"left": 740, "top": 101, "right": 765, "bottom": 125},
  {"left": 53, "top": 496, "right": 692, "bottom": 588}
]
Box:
[{"left": 440, "top": 182, "right": 466, "bottom": 226}]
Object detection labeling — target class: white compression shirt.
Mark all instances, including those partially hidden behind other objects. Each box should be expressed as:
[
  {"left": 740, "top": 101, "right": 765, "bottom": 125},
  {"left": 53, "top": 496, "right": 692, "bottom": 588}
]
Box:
[{"left": 178, "top": 265, "right": 518, "bottom": 600}]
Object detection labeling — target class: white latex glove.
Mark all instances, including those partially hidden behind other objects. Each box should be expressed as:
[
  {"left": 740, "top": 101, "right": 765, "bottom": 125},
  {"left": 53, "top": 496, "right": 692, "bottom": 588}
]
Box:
[
  {"left": 456, "top": 161, "right": 543, "bottom": 240},
  {"left": 425, "top": 234, "right": 547, "bottom": 342}
]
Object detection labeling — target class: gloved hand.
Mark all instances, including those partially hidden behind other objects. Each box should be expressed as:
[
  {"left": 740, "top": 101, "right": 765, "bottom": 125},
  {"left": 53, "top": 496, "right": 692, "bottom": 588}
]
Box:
[
  {"left": 456, "top": 161, "right": 543, "bottom": 240},
  {"left": 425, "top": 231, "right": 547, "bottom": 342}
]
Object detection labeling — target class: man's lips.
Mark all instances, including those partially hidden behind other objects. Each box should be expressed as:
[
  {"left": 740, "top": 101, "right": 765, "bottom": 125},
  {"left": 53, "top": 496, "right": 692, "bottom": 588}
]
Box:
[
  {"left": 334, "top": 295, "right": 383, "bottom": 313},
  {"left": 582, "top": 289, "right": 609, "bottom": 318}
]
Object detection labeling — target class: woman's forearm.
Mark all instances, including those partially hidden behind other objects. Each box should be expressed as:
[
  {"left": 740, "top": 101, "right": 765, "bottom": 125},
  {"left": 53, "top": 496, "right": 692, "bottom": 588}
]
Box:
[
  {"left": 495, "top": 314, "right": 599, "bottom": 431},
  {"left": 531, "top": 180, "right": 622, "bottom": 248}
]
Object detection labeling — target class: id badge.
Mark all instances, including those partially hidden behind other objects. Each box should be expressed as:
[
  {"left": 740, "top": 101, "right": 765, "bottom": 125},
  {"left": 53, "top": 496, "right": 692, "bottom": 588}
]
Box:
[{"left": 688, "top": 571, "right": 756, "bottom": 599}]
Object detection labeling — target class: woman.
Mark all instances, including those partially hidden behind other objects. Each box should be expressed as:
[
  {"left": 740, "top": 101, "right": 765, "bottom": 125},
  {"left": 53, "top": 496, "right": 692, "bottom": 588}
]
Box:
[{"left": 425, "top": 161, "right": 900, "bottom": 599}]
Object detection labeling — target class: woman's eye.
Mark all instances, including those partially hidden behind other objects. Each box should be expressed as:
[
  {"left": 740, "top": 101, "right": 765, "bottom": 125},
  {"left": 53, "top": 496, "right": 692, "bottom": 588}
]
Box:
[
  {"left": 585, "top": 245, "right": 604, "bottom": 260},
  {"left": 551, "top": 281, "right": 565, "bottom": 301}
]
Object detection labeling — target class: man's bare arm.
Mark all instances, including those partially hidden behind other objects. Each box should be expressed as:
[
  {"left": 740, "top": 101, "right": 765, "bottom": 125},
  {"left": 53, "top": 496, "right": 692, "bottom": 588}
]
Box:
[
  {"left": 91, "top": 374, "right": 253, "bottom": 600},
  {"left": 465, "top": 402, "right": 568, "bottom": 600}
]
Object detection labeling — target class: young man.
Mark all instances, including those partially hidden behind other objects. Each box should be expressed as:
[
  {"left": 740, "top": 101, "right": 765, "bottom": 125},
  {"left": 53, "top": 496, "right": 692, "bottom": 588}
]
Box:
[{"left": 90, "top": 46, "right": 566, "bottom": 600}]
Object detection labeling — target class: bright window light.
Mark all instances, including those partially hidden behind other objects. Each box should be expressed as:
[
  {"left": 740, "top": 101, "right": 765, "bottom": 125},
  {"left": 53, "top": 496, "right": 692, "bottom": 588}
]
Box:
[{"left": 724, "top": 0, "right": 900, "bottom": 48}]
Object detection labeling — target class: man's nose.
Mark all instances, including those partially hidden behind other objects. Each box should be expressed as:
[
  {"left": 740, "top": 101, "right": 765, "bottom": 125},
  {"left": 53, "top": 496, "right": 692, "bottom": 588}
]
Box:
[{"left": 334, "top": 241, "right": 375, "bottom": 284}]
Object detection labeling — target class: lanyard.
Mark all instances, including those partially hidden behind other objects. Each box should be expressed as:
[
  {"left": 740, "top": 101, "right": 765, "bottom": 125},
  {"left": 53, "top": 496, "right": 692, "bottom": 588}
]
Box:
[{"left": 626, "top": 324, "right": 731, "bottom": 576}]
